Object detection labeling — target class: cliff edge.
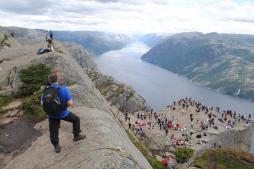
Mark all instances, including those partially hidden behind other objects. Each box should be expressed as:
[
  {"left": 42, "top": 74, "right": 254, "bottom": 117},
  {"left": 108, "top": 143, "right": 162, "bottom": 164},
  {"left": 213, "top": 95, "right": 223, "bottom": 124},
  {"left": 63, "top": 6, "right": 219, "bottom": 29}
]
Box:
[{"left": 0, "top": 28, "right": 152, "bottom": 169}]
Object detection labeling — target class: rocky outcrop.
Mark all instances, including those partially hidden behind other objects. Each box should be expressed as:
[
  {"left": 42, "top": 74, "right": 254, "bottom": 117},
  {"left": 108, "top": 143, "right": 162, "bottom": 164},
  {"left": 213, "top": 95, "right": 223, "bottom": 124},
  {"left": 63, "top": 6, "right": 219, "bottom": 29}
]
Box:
[
  {"left": 183, "top": 122, "right": 254, "bottom": 169},
  {"left": 4, "top": 26, "right": 45, "bottom": 45},
  {"left": 210, "top": 122, "right": 254, "bottom": 151},
  {"left": 88, "top": 70, "right": 150, "bottom": 112},
  {"left": 63, "top": 42, "right": 97, "bottom": 72},
  {"left": 4, "top": 107, "right": 152, "bottom": 169},
  {"left": 0, "top": 28, "right": 20, "bottom": 49},
  {"left": 0, "top": 26, "right": 152, "bottom": 168},
  {"left": 31, "top": 53, "right": 107, "bottom": 110}
]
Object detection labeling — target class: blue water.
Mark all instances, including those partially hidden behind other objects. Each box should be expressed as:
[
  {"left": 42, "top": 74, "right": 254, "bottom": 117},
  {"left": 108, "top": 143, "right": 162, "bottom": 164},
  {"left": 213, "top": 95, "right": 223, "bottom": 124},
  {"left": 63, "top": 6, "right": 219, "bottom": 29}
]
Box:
[{"left": 95, "top": 42, "right": 254, "bottom": 153}]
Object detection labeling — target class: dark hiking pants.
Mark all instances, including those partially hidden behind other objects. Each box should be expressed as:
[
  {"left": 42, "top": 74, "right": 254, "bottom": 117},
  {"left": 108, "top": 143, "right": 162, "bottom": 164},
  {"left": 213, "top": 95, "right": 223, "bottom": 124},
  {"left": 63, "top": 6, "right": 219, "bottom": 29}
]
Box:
[{"left": 49, "top": 112, "right": 81, "bottom": 146}]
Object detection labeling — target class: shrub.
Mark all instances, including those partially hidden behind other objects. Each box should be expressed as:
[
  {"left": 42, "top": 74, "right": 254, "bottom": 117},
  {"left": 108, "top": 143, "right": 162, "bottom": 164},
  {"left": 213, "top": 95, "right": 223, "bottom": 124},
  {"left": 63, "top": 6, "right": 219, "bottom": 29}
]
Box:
[
  {"left": 21, "top": 90, "right": 45, "bottom": 118},
  {"left": 20, "top": 64, "right": 51, "bottom": 96},
  {"left": 175, "top": 147, "right": 194, "bottom": 163},
  {"left": 194, "top": 149, "right": 254, "bottom": 169}
]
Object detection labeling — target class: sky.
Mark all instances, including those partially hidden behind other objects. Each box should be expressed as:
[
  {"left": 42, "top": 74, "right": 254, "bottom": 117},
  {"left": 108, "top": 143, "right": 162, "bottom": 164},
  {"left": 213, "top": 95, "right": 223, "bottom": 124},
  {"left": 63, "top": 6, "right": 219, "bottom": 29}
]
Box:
[{"left": 1, "top": 0, "right": 254, "bottom": 34}]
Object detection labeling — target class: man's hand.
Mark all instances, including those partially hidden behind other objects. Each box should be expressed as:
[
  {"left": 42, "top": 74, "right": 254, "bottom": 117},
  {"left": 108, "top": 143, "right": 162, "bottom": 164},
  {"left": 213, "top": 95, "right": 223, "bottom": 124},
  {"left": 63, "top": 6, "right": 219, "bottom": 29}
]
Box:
[{"left": 67, "top": 100, "right": 73, "bottom": 107}]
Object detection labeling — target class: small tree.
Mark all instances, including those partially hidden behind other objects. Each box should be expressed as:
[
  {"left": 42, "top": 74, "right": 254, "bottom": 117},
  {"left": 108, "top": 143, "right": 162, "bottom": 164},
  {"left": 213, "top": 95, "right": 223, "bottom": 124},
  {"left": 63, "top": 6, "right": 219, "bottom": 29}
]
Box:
[{"left": 175, "top": 147, "right": 194, "bottom": 163}]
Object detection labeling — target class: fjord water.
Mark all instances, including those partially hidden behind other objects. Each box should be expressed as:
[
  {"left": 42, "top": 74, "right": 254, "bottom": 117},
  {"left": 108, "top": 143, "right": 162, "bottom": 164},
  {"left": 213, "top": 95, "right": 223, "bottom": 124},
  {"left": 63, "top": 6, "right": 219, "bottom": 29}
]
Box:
[{"left": 95, "top": 42, "right": 254, "bottom": 152}]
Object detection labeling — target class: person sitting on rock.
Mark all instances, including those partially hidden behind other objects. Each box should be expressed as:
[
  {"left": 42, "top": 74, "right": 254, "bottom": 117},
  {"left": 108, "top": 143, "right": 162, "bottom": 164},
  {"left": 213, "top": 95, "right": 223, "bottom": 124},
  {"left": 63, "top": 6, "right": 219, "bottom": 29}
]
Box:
[
  {"left": 47, "top": 38, "right": 54, "bottom": 52},
  {"left": 41, "top": 72, "right": 86, "bottom": 153}
]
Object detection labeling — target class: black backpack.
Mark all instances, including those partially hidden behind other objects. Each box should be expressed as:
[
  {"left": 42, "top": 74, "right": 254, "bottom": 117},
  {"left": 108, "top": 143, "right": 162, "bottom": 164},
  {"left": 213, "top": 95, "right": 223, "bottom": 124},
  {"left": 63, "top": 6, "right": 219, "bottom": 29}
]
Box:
[{"left": 42, "top": 86, "right": 65, "bottom": 115}]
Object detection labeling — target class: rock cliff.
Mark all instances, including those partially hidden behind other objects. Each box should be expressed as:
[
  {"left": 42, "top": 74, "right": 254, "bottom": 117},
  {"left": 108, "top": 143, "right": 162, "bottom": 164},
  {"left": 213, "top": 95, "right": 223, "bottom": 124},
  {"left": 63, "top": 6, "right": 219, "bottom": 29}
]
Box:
[
  {"left": 88, "top": 70, "right": 150, "bottom": 112},
  {"left": 0, "top": 27, "right": 152, "bottom": 169}
]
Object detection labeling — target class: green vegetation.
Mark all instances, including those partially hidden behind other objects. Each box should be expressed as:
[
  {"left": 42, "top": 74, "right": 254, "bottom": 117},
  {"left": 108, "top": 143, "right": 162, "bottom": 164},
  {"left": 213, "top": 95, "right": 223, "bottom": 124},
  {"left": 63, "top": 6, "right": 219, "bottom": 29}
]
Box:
[
  {"left": 18, "top": 63, "right": 51, "bottom": 118},
  {"left": 20, "top": 64, "right": 51, "bottom": 96},
  {"left": 21, "top": 90, "right": 45, "bottom": 119},
  {"left": 125, "top": 129, "right": 164, "bottom": 169},
  {"left": 194, "top": 149, "right": 254, "bottom": 169},
  {"left": 174, "top": 147, "right": 194, "bottom": 163}
]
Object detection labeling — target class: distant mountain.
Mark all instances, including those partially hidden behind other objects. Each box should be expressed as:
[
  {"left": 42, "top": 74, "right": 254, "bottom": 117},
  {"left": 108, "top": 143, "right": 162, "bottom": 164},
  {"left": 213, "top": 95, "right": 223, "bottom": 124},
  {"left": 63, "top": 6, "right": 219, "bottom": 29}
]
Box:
[
  {"left": 142, "top": 32, "right": 254, "bottom": 101},
  {"left": 4, "top": 26, "right": 45, "bottom": 44},
  {"left": 54, "top": 31, "right": 133, "bottom": 55},
  {"left": 4, "top": 27, "right": 133, "bottom": 55},
  {"left": 139, "top": 33, "right": 170, "bottom": 47}
]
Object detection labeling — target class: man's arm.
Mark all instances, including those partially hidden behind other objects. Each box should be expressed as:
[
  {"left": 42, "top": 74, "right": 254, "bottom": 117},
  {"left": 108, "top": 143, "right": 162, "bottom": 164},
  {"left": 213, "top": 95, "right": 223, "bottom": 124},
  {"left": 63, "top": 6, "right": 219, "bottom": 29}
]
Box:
[{"left": 65, "top": 87, "right": 73, "bottom": 107}]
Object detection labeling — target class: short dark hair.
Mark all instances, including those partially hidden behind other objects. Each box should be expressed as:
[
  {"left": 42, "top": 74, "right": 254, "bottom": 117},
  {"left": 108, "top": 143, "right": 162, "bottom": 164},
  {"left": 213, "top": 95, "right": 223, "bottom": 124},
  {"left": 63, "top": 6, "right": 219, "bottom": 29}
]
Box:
[{"left": 48, "top": 73, "right": 58, "bottom": 83}]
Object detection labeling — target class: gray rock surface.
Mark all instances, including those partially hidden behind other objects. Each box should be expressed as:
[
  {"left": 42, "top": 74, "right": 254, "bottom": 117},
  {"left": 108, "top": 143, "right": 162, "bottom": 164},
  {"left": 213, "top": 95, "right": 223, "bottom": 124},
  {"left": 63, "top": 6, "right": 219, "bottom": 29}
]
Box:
[
  {"left": 63, "top": 42, "right": 97, "bottom": 72},
  {"left": 0, "top": 28, "right": 20, "bottom": 49},
  {"left": 4, "top": 107, "right": 152, "bottom": 169},
  {"left": 88, "top": 70, "right": 150, "bottom": 112}
]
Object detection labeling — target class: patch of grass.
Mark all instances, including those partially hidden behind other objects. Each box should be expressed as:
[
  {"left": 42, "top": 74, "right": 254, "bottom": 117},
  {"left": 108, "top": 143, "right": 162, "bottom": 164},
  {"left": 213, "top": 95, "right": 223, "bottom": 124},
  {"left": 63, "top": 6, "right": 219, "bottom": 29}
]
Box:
[
  {"left": 0, "top": 96, "right": 11, "bottom": 109},
  {"left": 174, "top": 147, "right": 194, "bottom": 164},
  {"left": 125, "top": 129, "right": 164, "bottom": 169},
  {"left": 20, "top": 64, "right": 51, "bottom": 96},
  {"left": 194, "top": 149, "right": 254, "bottom": 169}
]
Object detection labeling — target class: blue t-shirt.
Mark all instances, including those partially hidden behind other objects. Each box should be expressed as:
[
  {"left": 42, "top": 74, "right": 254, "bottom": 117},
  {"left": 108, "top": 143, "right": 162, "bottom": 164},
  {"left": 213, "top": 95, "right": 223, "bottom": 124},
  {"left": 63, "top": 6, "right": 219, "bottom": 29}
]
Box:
[{"left": 44, "top": 83, "right": 72, "bottom": 119}]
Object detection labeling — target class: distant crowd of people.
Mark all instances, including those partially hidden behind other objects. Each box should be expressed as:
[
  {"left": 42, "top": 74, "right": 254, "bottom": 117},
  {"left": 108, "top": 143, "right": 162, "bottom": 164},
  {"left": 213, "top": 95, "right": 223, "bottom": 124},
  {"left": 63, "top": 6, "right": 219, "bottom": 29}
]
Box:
[{"left": 123, "top": 97, "right": 253, "bottom": 148}]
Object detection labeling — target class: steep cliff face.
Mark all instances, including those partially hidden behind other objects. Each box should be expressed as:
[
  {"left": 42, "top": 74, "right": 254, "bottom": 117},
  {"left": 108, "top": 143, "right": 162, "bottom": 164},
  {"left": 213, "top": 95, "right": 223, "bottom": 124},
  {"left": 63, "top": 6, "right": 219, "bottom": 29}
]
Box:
[
  {"left": 211, "top": 123, "right": 254, "bottom": 151},
  {"left": 88, "top": 70, "right": 150, "bottom": 112},
  {"left": 181, "top": 123, "right": 254, "bottom": 169},
  {"left": 1, "top": 53, "right": 152, "bottom": 169},
  {"left": 0, "top": 28, "right": 20, "bottom": 49},
  {"left": 0, "top": 27, "right": 152, "bottom": 169},
  {"left": 62, "top": 42, "right": 97, "bottom": 72}
]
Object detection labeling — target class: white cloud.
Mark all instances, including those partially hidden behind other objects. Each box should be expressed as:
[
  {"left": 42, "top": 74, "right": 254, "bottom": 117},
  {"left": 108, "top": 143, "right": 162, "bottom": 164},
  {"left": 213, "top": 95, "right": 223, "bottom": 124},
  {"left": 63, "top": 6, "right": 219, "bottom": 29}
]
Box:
[{"left": 1, "top": 0, "right": 254, "bottom": 34}]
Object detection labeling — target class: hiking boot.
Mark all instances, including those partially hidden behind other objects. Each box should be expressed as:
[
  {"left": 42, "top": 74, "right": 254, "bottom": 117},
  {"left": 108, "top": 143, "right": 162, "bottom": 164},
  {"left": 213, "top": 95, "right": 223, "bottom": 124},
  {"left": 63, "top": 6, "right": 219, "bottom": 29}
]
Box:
[
  {"left": 73, "top": 134, "right": 86, "bottom": 141},
  {"left": 54, "top": 144, "right": 61, "bottom": 153}
]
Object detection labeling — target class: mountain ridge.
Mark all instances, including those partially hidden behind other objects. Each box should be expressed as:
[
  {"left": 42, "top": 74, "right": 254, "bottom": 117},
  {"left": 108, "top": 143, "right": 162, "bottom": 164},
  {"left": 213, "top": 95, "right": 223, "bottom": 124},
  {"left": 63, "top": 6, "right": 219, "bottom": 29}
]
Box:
[
  {"left": 4, "top": 26, "right": 133, "bottom": 56},
  {"left": 142, "top": 32, "right": 254, "bottom": 101}
]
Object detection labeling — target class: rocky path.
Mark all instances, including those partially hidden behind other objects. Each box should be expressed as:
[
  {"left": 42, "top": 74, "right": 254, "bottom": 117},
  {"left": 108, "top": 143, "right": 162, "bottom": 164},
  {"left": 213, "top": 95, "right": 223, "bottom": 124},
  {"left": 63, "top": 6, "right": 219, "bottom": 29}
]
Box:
[{"left": 0, "top": 100, "right": 43, "bottom": 169}]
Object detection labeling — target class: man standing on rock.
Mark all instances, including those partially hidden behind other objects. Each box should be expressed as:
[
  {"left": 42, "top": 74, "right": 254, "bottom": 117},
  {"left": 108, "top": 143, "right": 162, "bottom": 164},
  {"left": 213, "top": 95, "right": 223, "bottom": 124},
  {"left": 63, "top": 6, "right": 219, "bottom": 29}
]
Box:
[{"left": 42, "top": 72, "right": 86, "bottom": 153}]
